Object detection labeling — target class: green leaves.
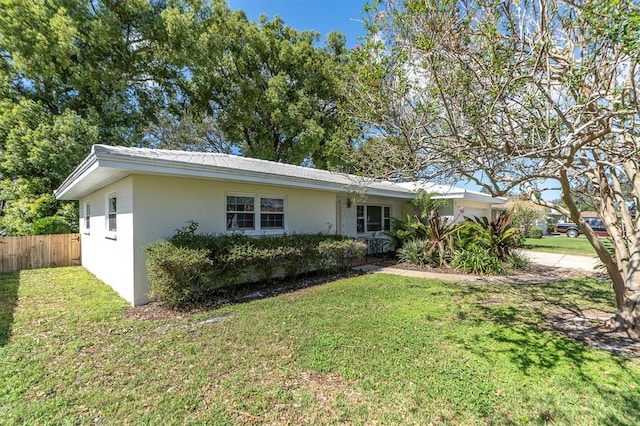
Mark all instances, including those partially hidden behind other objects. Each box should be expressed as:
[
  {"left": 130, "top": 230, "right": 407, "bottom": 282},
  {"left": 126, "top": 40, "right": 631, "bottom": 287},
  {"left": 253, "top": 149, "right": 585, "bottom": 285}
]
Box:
[
  {"left": 170, "top": 6, "right": 349, "bottom": 166},
  {"left": 0, "top": 100, "right": 98, "bottom": 184},
  {"left": 0, "top": 0, "right": 352, "bottom": 234}
]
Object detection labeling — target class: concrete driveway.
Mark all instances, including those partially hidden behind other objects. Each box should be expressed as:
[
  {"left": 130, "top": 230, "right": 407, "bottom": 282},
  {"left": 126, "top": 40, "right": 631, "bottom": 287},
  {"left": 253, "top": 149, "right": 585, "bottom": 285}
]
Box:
[{"left": 518, "top": 250, "right": 600, "bottom": 272}]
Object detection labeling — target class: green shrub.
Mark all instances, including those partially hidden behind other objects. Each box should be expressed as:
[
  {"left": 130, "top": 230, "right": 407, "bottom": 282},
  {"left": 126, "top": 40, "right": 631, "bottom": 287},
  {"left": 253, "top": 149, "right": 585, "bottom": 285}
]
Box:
[
  {"left": 453, "top": 247, "right": 504, "bottom": 275},
  {"left": 318, "top": 239, "right": 367, "bottom": 271},
  {"left": 143, "top": 241, "right": 213, "bottom": 309},
  {"left": 397, "top": 239, "right": 433, "bottom": 266},
  {"left": 464, "top": 211, "right": 521, "bottom": 261},
  {"left": 526, "top": 227, "right": 543, "bottom": 239},
  {"left": 506, "top": 251, "right": 531, "bottom": 270},
  {"left": 386, "top": 218, "right": 415, "bottom": 250},
  {"left": 144, "top": 224, "right": 367, "bottom": 309},
  {"left": 31, "top": 216, "right": 72, "bottom": 235}
]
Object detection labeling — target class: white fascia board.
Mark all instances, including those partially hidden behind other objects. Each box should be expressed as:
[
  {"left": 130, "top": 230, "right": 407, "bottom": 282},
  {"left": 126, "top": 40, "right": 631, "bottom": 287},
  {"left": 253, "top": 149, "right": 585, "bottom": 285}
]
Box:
[
  {"left": 58, "top": 152, "right": 414, "bottom": 200},
  {"left": 102, "top": 157, "right": 352, "bottom": 193},
  {"left": 54, "top": 152, "right": 99, "bottom": 200},
  {"left": 433, "top": 192, "right": 507, "bottom": 204}
]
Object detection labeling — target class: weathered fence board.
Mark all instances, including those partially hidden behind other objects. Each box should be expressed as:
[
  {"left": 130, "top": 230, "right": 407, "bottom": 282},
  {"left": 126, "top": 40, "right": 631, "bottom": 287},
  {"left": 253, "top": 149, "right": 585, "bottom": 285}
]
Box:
[{"left": 0, "top": 234, "right": 81, "bottom": 272}]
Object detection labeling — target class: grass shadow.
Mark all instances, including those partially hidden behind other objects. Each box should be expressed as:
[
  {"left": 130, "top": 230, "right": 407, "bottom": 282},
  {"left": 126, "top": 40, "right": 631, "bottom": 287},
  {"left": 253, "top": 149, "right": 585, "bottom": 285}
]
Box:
[
  {"left": 458, "top": 279, "right": 619, "bottom": 366},
  {"left": 0, "top": 272, "right": 20, "bottom": 346},
  {"left": 453, "top": 280, "right": 640, "bottom": 425}
]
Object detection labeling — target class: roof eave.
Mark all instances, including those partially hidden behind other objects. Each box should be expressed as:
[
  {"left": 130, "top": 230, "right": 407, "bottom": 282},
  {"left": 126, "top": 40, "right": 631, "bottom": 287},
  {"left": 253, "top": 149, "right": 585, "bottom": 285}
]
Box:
[
  {"left": 55, "top": 149, "right": 415, "bottom": 200},
  {"left": 54, "top": 149, "right": 99, "bottom": 200}
]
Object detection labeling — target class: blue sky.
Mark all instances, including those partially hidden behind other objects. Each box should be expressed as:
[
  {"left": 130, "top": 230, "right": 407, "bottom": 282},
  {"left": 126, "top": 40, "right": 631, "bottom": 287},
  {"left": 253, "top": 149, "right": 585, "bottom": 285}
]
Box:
[{"left": 227, "top": 0, "right": 368, "bottom": 47}]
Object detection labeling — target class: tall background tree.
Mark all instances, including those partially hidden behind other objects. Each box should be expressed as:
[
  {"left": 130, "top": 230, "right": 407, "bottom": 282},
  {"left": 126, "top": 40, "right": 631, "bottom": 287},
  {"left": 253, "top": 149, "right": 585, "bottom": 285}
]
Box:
[
  {"left": 160, "top": 3, "right": 351, "bottom": 167},
  {"left": 0, "top": 0, "right": 178, "bottom": 234},
  {"left": 0, "top": 0, "right": 353, "bottom": 234},
  {"left": 350, "top": 0, "right": 640, "bottom": 332}
]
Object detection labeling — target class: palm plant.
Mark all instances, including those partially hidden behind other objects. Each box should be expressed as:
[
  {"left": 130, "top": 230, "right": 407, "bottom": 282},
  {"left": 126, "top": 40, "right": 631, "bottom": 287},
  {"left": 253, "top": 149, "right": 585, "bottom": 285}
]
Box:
[
  {"left": 407, "top": 208, "right": 463, "bottom": 267},
  {"left": 463, "top": 211, "right": 521, "bottom": 261}
]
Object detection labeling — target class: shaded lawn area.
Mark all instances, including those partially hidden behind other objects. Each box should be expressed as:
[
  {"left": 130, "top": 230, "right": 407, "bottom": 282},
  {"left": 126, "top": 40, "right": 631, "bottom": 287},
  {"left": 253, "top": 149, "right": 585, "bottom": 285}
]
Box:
[
  {"left": 1, "top": 267, "right": 639, "bottom": 425},
  {"left": 524, "top": 236, "right": 598, "bottom": 256}
]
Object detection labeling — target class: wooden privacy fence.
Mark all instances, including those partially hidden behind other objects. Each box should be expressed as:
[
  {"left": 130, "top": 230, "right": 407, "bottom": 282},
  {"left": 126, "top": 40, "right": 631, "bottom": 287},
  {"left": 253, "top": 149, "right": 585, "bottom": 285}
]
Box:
[{"left": 0, "top": 233, "right": 81, "bottom": 272}]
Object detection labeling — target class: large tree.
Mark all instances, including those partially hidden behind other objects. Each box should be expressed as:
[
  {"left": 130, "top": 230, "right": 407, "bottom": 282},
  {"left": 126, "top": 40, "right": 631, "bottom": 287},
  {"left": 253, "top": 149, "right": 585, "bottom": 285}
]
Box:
[
  {"left": 0, "top": 0, "right": 179, "bottom": 234},
  {"left": 162, "top": 2, "right": 352, "bottom": 167},
  {"left": 1, "top": 0, "right": 353, "bottom": 234},
  {"left": 353, "top": 0, "right": 640, "bottom": 332}
]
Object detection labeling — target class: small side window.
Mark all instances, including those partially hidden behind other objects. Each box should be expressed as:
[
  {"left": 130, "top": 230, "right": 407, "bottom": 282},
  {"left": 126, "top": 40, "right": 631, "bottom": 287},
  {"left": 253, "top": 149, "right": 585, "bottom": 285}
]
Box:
[
  {"left": 84, "top": 202, "right": 91, "bottom": 233},
  {"left": 383, "top": 206, "right": 391, "bottom": 232},
  {"left": 356, "top": 205, "right": 365, "bottom": 233},
  {"left": 106, "top": 194, "right": 117, "bottom": 238}
]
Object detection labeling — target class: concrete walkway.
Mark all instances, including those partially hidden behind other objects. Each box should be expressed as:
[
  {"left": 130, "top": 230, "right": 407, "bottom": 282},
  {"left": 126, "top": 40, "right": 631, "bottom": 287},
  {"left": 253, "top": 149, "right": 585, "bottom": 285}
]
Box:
[
  {"left": 518, "top": 250, "right": 600, "bottom": 271},
  {"left": 354, "top": 250, "right": 601, "bottom": 284}
]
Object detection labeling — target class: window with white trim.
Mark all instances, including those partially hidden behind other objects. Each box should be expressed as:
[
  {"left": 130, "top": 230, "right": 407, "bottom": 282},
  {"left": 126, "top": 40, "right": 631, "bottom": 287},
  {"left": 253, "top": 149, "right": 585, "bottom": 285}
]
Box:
[
  {"left": 107, "top": 194, "right": 117, "bottom": 234},
  {"left": 226, "top": 194, "right": 285, "bottom": 231},
  {"left": 260, "top": 197, "right": 284, "bottom": 229},
  {"left": 84, "top": 202, "right": 91, "bottom": 233},
  {"left": 226, "top": 196, "right": 255, "bottom": 230},
  {"left": 357, "top": 205, "right": 391, "bottom": 233}
]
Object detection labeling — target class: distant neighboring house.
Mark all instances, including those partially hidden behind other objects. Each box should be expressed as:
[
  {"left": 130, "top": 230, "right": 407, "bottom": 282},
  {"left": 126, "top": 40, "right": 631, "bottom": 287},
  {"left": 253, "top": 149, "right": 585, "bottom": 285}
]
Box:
[{"left": 55, "top": 145, "right": 506, "bottom": 306}]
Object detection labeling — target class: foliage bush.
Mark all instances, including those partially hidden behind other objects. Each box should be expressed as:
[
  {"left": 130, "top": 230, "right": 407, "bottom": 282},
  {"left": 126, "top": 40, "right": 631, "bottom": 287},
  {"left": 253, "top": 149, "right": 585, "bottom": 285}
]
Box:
[
  {"left": 31, "top": 216, "right": 72, "bottom": 235},
  {"left": 398, "top": 211, "right": 529, "bottom": 274},
  {"left": 525, "top": 226, "right": 543, "bottom": 239},
  {"left": 397, "top": 239, "right": 434, "bottom": 266},
  {"left": 144, "top": 223, "right": 367, "bottom": 309},
  {"left": 387, "top": 218, "right": 414, "bottom": 250},
  {"left": 510, "top": 199, "right": 544, "bottom": 234},
  {"left": 506, "top": 251, "right": 531, "bottom": 270},
  {"left": 385, "top": 189, "right": 454, "bottom": 250},
  {"left": 462, "top": 212, "right": 522, "bottom": 261},
  {"left": 144, "top": 241, "right": 214, "bottom": 308},
  {"left": 453, "top": 247, "right": 505, "bottom": 275}
]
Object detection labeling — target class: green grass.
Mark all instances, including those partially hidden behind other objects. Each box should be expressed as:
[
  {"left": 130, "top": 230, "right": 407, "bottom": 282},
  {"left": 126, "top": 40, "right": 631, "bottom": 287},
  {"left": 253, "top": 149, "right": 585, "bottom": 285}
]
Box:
[
  {"left": 523, "top": 235, "right": 598, "bottom": 256},
  {"left": 2, "top": 267, "right": 639, "bottom": 425}
]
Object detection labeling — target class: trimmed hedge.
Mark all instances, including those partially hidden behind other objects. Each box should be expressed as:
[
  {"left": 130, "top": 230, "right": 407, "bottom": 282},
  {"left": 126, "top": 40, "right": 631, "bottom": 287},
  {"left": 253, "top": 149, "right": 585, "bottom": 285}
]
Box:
[{"left": 144, "top": 227, "right": 367, "bottom": 309}]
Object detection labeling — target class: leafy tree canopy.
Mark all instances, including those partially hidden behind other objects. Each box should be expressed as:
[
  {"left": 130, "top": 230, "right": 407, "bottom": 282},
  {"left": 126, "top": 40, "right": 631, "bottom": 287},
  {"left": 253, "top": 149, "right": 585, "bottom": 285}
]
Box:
[
  {"left": 0, "top": 0, "right": 355, "bottom": 234},
  {"left": 160, "top": 3, "right": 352, "bottom": 167}
]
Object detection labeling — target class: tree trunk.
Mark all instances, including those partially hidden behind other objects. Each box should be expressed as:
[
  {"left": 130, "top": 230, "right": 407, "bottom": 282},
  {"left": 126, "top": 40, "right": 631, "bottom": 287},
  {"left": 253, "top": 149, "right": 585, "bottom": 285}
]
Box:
[{"left": 610, "top": 291, "right": 640, "bottom": 334}]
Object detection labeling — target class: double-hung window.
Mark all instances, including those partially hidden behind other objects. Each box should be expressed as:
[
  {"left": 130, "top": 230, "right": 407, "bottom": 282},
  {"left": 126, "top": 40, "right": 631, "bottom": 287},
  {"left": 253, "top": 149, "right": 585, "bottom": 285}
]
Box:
[
  {"left": 226, "top": 196, "right": 255, "bottom": 230},
  {"left": 357, "top": 205, "right": 391, "bottom": 233},
  {"left": 260, "top": 198, "right": 284, "bottom": 229},
  {"left": 106, "top": 194, "right": 117, "bottom": 238},
  {"left": 227, "top": 194, "right": 285, "bottom": 232}
]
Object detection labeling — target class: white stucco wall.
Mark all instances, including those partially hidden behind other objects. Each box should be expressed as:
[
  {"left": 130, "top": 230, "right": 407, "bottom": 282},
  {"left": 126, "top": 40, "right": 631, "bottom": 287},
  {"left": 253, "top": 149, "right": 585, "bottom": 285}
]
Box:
[
  {"left": 456, "top": 200, "right": 491, "bottom": 222},
  {"left": 79, "top": 176, "right": 135, "bottom": 304},
  {"left": 130, "top": 174, "right": 338, "bottom": 305},
  {"left": 78, "top": 172, "right": 499, "bottom": 306}
]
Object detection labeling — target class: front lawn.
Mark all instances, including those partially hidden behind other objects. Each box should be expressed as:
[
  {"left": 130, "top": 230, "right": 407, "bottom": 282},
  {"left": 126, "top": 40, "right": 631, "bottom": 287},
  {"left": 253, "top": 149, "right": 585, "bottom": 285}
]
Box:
[
  {"left": 523, "top": 235, "right": 598, "bottom": 256},
  {"left": 1, "top": 267, "right": 639, "bottom": 425}
]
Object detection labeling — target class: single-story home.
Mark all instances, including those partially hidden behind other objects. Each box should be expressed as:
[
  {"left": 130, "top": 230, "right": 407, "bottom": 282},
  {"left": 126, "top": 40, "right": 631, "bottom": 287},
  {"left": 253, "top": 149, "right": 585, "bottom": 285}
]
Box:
[{"left": 55, "top": 145, "right": 506, "bottom": 305}]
